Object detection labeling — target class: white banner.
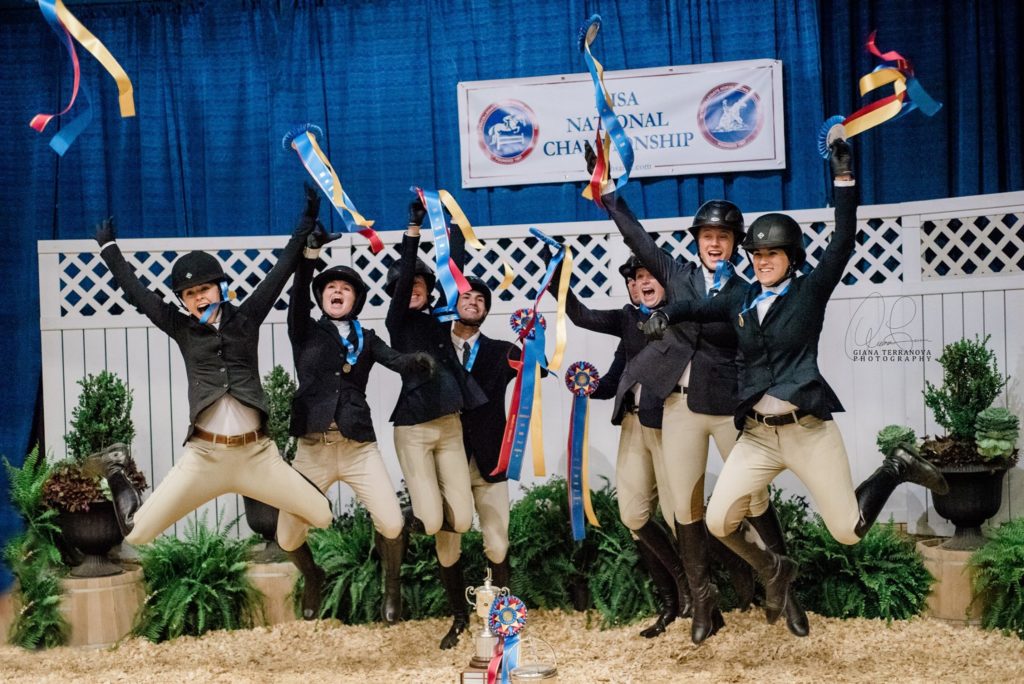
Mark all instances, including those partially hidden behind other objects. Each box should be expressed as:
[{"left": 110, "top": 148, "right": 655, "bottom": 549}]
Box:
[{"left": 458, "top": 59, "right": 785, "bottom": 189}]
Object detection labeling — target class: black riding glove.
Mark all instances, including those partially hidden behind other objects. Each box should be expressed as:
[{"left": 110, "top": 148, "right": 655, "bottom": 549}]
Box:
[
  {"left": 303, "top": 182, "right": 321, "bottom": 219},
  {"left": 94, "top": 217, "right": 116, "bottom": 248},
  {"left": 583, "top": 141, "right": 598, "bottom": 175},
  {"left": 396, "top": 352, "right": 436, "bottom": 378},
  {"left": 829, "top": 138, "right": 854, "bottom": 180},
  {"left": 306, "top": 220, "right": 338, "bottom": 250},
  {"left": 408, "top": 200, "right": 427, "bottom": 227},
  {"left": 641, "top": 310, "right": 669, "bottom": 340}
]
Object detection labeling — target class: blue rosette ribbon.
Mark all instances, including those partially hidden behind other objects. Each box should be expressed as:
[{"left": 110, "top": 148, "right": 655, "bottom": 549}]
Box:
[
  {"left": 565, "top": 361, "right": 602, "bottom": 541},
  {"left": 495, "top": 308, "right": 547, "bottom": 481},
  {"left": 486, "top": 595, "right": 528, "bottom": 684}
]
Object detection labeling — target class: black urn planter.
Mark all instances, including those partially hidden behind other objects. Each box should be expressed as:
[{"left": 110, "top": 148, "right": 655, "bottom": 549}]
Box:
[
  {"left": 931, "top": 464, "right": 1009, "bottom": 551},
  {"left": 56, "top": 500, "right": 125, "bottom": 578},
  {"left": 243, "top": 496, "right": 286, "bottom": 563}
]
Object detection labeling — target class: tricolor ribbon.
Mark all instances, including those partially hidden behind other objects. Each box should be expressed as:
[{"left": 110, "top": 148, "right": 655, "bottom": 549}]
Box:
[
  {"left": 413, "top": 187, "right": 472, "bottom": 321},
  {"left": 31, "top": 0, "right": 139, "bottom": 155},
  {"left": 283, "top": 124, "right": 383, "bottom": 253},
  {"left": 578, "top": 14, "right": 634, "bottom": 204},
  {"left": 565, "top": 361, "right": 602, "bottom": 541},
  {"left": 487, "top": 595, "right": 527, "bottom": 684},
  {"left": 817, "top": 31, "right": 942, "bottom": 158},
  {"left": 493, "top": 229, "right": 573, "bottom": 480}
]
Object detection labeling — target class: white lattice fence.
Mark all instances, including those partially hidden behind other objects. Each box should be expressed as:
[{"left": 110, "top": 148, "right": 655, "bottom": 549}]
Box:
[{"left": 38, "top": 190, "right": 1024, "bottom": 540}]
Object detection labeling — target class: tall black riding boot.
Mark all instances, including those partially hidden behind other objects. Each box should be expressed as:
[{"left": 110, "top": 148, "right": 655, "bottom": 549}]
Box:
[
  {"left": 288, "top": 542, "right": 325, "bottom": 620},
  {"left": 748, "top": 505, "right": 809, "bottom": 636},
  {"left": 855, "top": 444, "right": 949, "bottom": 537},
  {"left": 634, "top": 538, "right": 679, "bottom": 638},
  {"left": 675, "top": 521, "right": 725, "bottom": 645},
  {"left": 439, "top": 559, "right": 469, "bottom": 650},
  {"left": 375, "top": 532, "right": 404, "bottom": 625},
  {"left": 716, "top": 521, "right": 796, "bottom": 625},
  {"left": 87, "top": 443, "right": 141, "bottom": 537},
  {"left": 708, "top": 534, "right": 756, "bottom": 611},
  {"left": 488, "top": 557, "right": 511, "bottom": 590},
  {"left": 635, "top": 519, "right": 692, "bottom": 620}
]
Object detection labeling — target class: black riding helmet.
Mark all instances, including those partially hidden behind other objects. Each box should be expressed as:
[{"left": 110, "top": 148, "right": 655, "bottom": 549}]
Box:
[
  {"left": 313, "top": 265, "right": 368, "bottom": 319},
  {"left": 618, "top": 254, "right": 643, "bottom": 281},
  {"left": 384, "top": 257, "right": 437, "bottom": 299},
  {"left": 170, "top": 251, "right": 228, "bottom": 294},
  {"left": 741, "top": 213, "right": 806, "bottom": 270},
  {"left": 688, "top": 200, "right": 745, "bottom": 257}
]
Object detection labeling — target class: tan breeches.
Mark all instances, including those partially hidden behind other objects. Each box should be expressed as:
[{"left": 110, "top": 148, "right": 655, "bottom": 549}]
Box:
[
  {"left": 435, "top": 459, "right": 511, "bottom": 567},
  {"left": 660, "top": 392, "right": 769, "bottom": 524},
  {"left": 616, "top": 413, "right": 674, "bottom": 531},
  {"left": 394, "top": 414, "right": 474, "bottom": 536},
  {"left": 277, "top": 432, "right": 405, "bottom": 552},
  {"left": 125, "top": 436, "right": 333, "bottom": 547},
  {"left": 706, "top": 416, "right": 860, "bottom": 545}
]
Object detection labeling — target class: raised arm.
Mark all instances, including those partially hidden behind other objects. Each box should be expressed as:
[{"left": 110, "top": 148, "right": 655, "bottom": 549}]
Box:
[
  {"left": 644, "top": 278, "right": 742, "bottom": 339},
  {"left": 287, "top": 246, "right": 318, "bottom": 345},
  {"left": 385, "top": 232, "right": 421, "bottom": 331},
  {"left": 804, "top": 139, "right": 858, "bottom": 302},
  {"left": 95, "top": 218, "right": 182, "bottom": 338},
  {"left": 242, "top": 185, "right": 319, "bottom": 323}
]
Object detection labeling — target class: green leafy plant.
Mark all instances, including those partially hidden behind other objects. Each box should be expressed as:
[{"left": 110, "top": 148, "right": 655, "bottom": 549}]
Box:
[
  {"left": 262, "top": 365, "right": 298, "bottom": 463},
  {"left": 974, "top": 407, "right": 1019, "bottom": 462},
  {"left": 924, "top": 335, "right": 1007, "bottom": 440},
  {"left": 133, "top": 516, "right": 264, "bottom": 642},
  {"left": 2, "top": 446, "right": 69, "bottom": 648},
  {"left": 42, "top": 371, "right": 147, "bottom": 512},
  {"left": 797, "top": 519, "right": 932, "bottom": 621},
  {"left": 969, "top": 517, "right": 1024, "bottom": 639},
  {"left": 876, "top": 425, "right": 917, "bottom": 455}
]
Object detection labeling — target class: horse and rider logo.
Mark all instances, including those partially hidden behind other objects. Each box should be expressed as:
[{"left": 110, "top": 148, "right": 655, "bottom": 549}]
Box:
[
  {"left": 698, "top": 83, "right": 764, "bottom": 150},
  {"left": 477, "top": 100, "right": 539, "bottom": 164}
]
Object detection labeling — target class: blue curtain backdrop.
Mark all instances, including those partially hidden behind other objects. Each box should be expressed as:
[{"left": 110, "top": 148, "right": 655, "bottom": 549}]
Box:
[{"left": 1, "top": 0, "right": 1021, "bottom": 589}]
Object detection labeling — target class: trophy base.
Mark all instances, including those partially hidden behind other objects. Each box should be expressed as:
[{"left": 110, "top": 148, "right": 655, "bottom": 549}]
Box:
[
  {"left": 470, "top": 654, "right": 493, "bottom": 669},
  {"left": 460, "top": 666, "right": 488, "bottom": 683}
]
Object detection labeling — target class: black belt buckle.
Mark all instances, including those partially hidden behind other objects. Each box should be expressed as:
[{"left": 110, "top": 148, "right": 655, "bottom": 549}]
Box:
[{"left": 750, "top": 410, "right": 801, "bottom": 427}]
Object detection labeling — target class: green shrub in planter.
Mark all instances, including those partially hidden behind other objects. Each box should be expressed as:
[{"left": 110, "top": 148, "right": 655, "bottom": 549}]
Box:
[
  {"left": 969, "top": 517, "right": 1024, "bottom": 639},
  {"left": 133, "top": 517, "right": 263, "bottom": 642},
  {"left": 262, "top": 365, "right": 298, "bottom": 463},
  {"left": 3, "top": 446, "right": 69, "bottom": 648},
  {"left": 797, "top": 519, "right": 932, "bottom": 621}
]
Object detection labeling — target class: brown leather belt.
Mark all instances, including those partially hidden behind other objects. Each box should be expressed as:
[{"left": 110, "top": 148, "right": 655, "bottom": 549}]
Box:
[
  {"left": 192, "top": 426, "right": 265, "bottom": 446},
  {"left": 747, "top": 410, "right": 811, "bottom": 427}
]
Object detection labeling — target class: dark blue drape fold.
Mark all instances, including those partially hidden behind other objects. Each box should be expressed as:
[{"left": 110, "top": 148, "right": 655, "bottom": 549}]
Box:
[{"left": 1, "top": 0, "right": 1021, "bottom": 590}]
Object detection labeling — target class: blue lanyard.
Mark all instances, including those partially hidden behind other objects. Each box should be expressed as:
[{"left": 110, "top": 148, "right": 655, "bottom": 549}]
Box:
[
  {"left": 198, "top": 281, "right": 229, "bottom": 324},
  {"left": 737, "top": 283, "right": 789, "bottom": 327},
  {"left": 336, "top": 320, "right": 364, "bottom": 366},
  {"left": 709, "top": 260, "right": 735, "bottom": 296},
  {"left": 463, "top": 337, "right": 481, "bottom": 371},
  {"left": 638, "top": 303, "right": 651, "bottom": 314}
]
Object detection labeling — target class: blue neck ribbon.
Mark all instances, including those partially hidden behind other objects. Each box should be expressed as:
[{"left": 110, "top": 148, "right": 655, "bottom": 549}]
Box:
[
  {"left": 739, "top": 282, "right": 790, "bottom": 322},
  {"left": 336, "top": 320, "right": 364, "bottom": 366},
  {"left": 198, "top": 281, "right": 229, "bottom": 325},
  {"left": 709, "top": 260, "right": 735, "bottom": 296}
]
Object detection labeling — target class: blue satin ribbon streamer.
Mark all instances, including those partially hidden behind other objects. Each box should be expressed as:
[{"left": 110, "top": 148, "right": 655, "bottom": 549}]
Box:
[
  {"left": 710, "top": 260, "right": 735, "bottom": 296},
  {"left": 506, "top": 323, "right": 546, "bottom": 481},
  {"left": 568, "top": 392, "right": 588, "bottom": 541},
  {"left": 463, "top": 337, "right": 480, "bottom": 371},
  {"left": 289, "top": 129, "right": 372, "bottom": 239},
  {"left": 37, "top": 0, "right": 94, "bottom": 156},
  {"left": 580, "top": 15, "right": 634, "bottom": 193},
  {"left": 420, "top": 189, "right": 462, "bottom": 322},
  {"left": 501, "top": 634, "right": 520, "bottom": 684},
  {"left": 338, "top": 320, "right": 364, "bottom": 366}
]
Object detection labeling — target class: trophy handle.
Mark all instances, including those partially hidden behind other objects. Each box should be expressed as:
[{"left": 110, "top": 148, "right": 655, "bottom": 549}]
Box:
[{"left": 465, "top": 585, "right": 476, "bottom": 607}]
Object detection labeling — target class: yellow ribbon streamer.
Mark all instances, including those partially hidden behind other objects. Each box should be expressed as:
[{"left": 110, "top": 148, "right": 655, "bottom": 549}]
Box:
[
  {"left": 547, "top": 247, "right": 573, "bottom": 371},
  {"left": 300, "top": 132, "right": 375, "bottom": 228},
  {"left": 530, "top": 364, "right": 545, "bottom": 477},
  {"left": 54, "top": 0, "right": 135, "bottom": 118},
  {"left": 844, "top": 68, "right": 907, "bottom": 139},
  {"left": 437, "top": 189, "right": 515, "bottom": 290},
  {"left": 581, "top": 405, "right": 600, "bottom": 527}
]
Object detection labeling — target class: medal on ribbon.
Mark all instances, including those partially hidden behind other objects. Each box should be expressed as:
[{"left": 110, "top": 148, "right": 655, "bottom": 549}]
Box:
[
  {"left": 565, "top": 361, "right": 602, "bottom": 541},
  {"left": 283, "top": 124, "right": 383, "bottom": 253},
  {"left": 578, "top": 14, "right": 634, "bottom": 206},
  {"left": 493, "top": 228, "right": 573, "bottom": 481},
  {"left": 817, "top": 31, "right": 942, "bottom": 157},
  {"left": 486, "top": 595, "right": 527, "bottom": 684},
  {"left": 30, "top": 0, "right": 135, "bottom": 156}
]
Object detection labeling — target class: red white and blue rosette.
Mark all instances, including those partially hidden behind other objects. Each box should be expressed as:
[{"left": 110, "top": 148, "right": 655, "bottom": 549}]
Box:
[
  {"left": 565, "top": 362, "right": 602, "bottom": 540},
  {"left": 487, "top": 595, "right": 528, "bottom": 684}
]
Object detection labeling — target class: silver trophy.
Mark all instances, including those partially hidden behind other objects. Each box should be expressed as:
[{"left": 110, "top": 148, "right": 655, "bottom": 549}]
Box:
[{"left": 465, "top": 568, "right": 509, "bottom": 669}]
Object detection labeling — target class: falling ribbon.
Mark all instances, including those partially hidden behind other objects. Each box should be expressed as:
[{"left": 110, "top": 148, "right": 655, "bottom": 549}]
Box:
[
  {"left": 817, "top": 30, "right": 942, "bottom": 158},
  {"left": 283, "top": 124, "right": 383, "bottom": 253},
  {"left": 565, "top": 361, "right": 602, "bottom": 540},
  {"left": 578, "top": 14, "right": 634, "bottom": 203}
]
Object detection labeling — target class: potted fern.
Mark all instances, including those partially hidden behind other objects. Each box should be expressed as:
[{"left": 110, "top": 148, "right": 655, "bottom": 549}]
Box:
[
  {"left": 243, "top": 365, "right": 297, "bottom": 563},
  {"left": 42, "top": 371, "right": 147, "bottom": 577},
  {"left": 921, "top": 336, "right": 1019, "bottom": 550}
]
